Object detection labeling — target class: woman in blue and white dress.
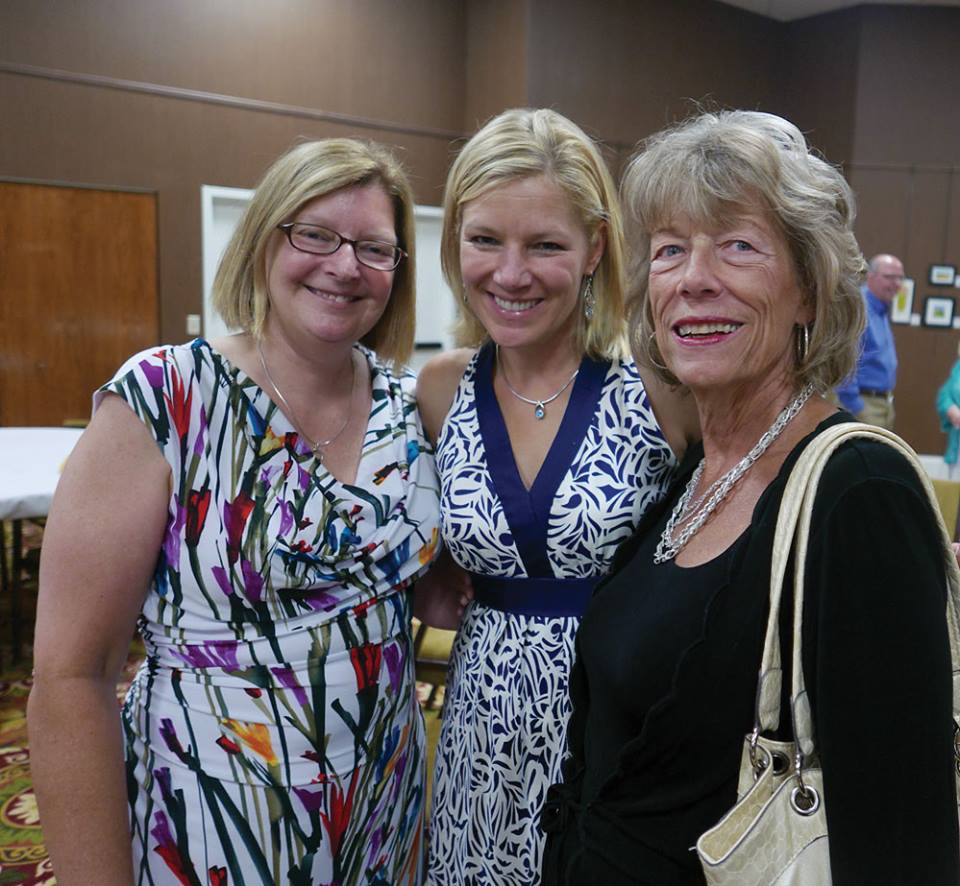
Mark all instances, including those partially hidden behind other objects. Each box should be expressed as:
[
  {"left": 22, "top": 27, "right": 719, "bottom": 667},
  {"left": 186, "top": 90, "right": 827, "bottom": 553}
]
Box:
[{"left": 417, "top": 108, "right": 698, "bottom": 884}]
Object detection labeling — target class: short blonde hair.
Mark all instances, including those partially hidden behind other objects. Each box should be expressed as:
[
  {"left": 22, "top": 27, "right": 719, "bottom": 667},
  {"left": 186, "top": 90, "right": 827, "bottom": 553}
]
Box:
[
  {"left": 622, "top": 109, "right": 865, "bottom": 390},
  {"left": 213, "top": 138, "right": 416, "bottom": 366},
  {"left": 441, "top": 108, "right": 627, "bottom": 360}
]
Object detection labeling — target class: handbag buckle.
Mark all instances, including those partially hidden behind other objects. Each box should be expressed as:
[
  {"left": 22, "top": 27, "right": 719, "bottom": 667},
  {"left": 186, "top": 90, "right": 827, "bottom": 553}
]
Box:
[{"left": 747, "top": 728, "right": 766, "bottom": 780}]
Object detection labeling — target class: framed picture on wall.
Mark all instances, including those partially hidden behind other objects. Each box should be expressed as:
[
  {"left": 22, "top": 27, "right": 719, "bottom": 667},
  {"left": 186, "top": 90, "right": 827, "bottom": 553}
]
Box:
[
  {"left": 929, "top": 264, "right": 957, "bottom": 286},
  {"left": 923, "top": 295, "right": 955, "bottom": 327},
  {"left": 890, "top": 277, "right": 914, "bottom": 324}
]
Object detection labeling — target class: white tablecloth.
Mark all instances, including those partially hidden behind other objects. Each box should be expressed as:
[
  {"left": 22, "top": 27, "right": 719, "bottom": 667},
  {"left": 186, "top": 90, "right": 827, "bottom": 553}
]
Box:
[{"left": 0, "top": 427, "right": 84, "bottom": 521}]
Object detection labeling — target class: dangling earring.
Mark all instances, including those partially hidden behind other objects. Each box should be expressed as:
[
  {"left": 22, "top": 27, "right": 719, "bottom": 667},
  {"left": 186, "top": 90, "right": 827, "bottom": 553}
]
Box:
[
  {"left": 795, "top": 323, "right": 811, "bottom": 365},
  {"left": 582, "top": 275, "right": 596, "bottom": 321}
]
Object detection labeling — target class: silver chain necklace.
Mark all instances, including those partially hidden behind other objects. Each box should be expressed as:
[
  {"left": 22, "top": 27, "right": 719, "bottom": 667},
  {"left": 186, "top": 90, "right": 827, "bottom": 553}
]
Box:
[
  {"left": 496, "top": 344, "right": 580, "bottom": 420},
  {"left": 257, "top": 340, "right": 356, "bottom": 463},
  {"left": 654, "top": 383, "right": 816, "bottom": 564}
]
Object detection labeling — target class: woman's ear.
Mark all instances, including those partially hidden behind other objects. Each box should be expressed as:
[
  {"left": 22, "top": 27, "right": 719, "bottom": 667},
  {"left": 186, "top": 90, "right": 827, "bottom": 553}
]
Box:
[
  {"left": 796, "top": 287, "right": 816, "bottom": 326},
  {"left": 586, "top": 223, "right": 607, "bottom": 276}
]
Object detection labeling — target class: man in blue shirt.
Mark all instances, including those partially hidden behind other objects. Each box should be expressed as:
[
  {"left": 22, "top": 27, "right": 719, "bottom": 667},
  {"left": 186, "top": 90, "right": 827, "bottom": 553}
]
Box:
[{"left": 836, "top": 253, "right": 904, "bottom": 430}]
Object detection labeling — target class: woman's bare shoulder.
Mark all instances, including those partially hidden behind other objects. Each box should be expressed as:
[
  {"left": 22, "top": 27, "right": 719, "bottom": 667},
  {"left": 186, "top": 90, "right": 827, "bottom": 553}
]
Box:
[{"left": 416, "top": 348, "right": 476, "bottom": 444}]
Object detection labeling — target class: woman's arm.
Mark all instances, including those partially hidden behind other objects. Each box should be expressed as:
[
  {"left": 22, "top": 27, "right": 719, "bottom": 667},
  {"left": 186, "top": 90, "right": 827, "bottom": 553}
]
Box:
[
  {"left": 27, "top": 395, "right": 171, "bottom": 885},
  {"left": 936, "top": 361, "right": 960, "bottom": 429},
  {"left": 412, "top": 349, "right": 476, "bottom": 628},
  {"left": 412, "top": 548, "right": 473, "bottom": 629},
  {"left": 809, "top": 449, "right": 959, "bottom": 884}
]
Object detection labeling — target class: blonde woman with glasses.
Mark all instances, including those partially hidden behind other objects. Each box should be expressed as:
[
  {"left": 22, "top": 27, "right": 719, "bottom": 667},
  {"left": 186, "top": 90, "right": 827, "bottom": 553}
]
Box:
[{"left": 30, "top": 139, "right": 441, "bottom": 884}]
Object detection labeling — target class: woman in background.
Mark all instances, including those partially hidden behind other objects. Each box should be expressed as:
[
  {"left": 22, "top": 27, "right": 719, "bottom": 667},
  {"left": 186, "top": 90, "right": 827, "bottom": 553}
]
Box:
[
  {"left": 936, "top": 344, "right": 960, "bottom": 477},
  {"left": 542, "top": 109, "right": 958, "bottom": 885},
  {"left": 417, "top": 108, "right": 696, "bottom": 884},
  {"left": 29, "top": 139, "right": 440, "bottom": 884}
]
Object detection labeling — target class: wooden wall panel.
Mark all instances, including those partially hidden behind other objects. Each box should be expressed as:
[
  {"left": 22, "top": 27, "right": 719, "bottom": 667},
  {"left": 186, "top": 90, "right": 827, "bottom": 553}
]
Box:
[
  {"left": 525, "top": 0, "right": 784, "bottom": 150},
  {"left": 0, "top": 0, "right": 467, "bottom": 135},
  {"left": 854, "top": 6, "right": 960, "bottom": 167},
  {"left": 849, "top": 166, "right": 912, "bottom": 261},
  {"left": 0, "top": 182, "right": 158, "bottom": 426},
  {"left": 464, "top": 0, "right": 529, "bottom": 132},
  {"left": 781, "top": 8, "right": 860, "bottom": 166}
]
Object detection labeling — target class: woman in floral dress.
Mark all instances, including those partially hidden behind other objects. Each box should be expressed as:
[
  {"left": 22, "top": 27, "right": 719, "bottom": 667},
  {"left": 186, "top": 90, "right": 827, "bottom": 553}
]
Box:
[{"left": 29, "top": 139, "right": 440, "bottom": 885}]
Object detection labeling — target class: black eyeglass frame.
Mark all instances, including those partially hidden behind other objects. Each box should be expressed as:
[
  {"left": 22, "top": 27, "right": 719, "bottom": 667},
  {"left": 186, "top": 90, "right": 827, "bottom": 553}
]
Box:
[{"left": 276, "top": 222, "right": 407, "bottom": 271}]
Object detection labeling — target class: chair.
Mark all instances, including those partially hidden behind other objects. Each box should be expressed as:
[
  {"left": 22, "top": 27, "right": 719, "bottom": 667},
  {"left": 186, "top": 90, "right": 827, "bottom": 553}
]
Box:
[
  {"left": 1, "top": 518, "right": 35, "bottom": 666},
  {"left": 412, "top": 620, "right": 456, "bottom": 709},
  {"left": 931, "top": 478, "right": 960, "bottom": 542}
]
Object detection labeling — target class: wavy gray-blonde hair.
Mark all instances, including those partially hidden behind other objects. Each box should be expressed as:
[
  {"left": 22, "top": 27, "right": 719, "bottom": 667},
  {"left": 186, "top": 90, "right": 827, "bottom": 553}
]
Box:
[
  {"left": 621, "top": 109, "right": 865, "bottom": 389},
  {"left": 441, "top": 108, "right": 628, "bottom": 360},
  {"left": 212, "top": 138, "right": 416, "bottom": 366}
]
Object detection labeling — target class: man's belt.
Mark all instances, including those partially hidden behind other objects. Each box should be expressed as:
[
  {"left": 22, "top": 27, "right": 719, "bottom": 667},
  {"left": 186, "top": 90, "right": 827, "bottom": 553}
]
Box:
[{"left": 860, "top": 387, "right": 893, "bottom": 398}]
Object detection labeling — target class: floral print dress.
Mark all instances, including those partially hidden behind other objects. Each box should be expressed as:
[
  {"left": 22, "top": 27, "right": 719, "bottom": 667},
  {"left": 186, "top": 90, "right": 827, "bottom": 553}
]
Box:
[{"left": 96, "top": 339, "right": 440, "bottom": 886}]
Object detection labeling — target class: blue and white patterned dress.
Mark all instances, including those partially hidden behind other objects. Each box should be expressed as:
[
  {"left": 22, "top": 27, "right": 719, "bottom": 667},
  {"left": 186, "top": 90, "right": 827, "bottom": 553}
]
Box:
[{"left": 427, "top": 344, "right": 675, "bottom": 884}]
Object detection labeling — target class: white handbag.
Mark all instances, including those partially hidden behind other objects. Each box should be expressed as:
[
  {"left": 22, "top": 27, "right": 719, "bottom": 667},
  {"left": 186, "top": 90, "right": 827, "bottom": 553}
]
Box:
[{"left": 696, "top": 422, "right": 960, "bottom": 885}]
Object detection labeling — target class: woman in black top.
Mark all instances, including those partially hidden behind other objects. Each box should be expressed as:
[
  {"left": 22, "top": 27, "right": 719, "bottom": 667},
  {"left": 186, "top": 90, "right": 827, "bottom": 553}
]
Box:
[{"left": 541, "top": 110, "right": 959, "bottom": 885}]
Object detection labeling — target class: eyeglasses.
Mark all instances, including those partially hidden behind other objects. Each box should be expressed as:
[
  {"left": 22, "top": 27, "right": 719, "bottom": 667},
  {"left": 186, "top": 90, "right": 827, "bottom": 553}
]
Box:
[{"left": 277, "top": 222, "right": 406, "bottom": 271}]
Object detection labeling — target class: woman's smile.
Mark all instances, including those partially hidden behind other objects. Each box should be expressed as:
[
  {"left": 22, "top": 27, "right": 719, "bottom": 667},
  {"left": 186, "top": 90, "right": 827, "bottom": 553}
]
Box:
[
  {"left": 672, "top": 318, "right": 744, "bottom": 343},
  {"left": 302, "top": 285, "right": 360, "bottom": 304},
  {"left": 490, "top": 293, "right": 543, "bottom": 313}
]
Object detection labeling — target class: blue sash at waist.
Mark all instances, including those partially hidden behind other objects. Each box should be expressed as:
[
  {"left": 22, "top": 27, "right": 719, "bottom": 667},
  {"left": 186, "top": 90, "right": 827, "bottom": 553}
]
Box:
[{"left": 470, "top": 573, "right": 598, "bottom": 618}]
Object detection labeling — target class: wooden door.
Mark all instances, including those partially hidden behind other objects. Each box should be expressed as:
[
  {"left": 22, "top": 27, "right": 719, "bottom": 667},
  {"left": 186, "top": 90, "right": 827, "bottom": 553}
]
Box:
[{"left": 0, "top": 182, "right": 158, "bottom": 426}]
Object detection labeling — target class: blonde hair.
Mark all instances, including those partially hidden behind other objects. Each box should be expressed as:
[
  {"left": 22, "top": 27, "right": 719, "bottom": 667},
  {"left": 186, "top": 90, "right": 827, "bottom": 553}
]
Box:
[
  {"left": 622, "top": 109, "right": 865, "bottom": 390},
  {"left": 441, "top": 108, "right": 627, "bottom": 360},
  {"left": 212, "top": 138, "right": 417, "bottom": 366}
]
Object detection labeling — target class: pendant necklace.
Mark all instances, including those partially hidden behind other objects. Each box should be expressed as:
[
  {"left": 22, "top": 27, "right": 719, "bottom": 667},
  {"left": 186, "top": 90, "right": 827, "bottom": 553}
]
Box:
[
  {"left": 257, "top": 340, "right": 356, "bottom": 463},
  {"left": 654, "top": 383, "right": 815, "bottom": 564},
  {"left": 496, "top": 344, "right": 580, "bottom": 420}
]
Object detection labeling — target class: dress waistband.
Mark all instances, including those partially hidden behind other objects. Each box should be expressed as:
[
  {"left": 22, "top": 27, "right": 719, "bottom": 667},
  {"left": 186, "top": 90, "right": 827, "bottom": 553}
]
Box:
[{"left": 470, "top": 574, "right": 598, "bottom": 618}]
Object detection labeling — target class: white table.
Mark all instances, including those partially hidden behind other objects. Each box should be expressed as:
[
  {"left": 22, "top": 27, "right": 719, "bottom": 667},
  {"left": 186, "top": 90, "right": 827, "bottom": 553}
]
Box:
[
  {"left": 0, "top": 427, "right": 83, "bottom": 520},
  {"left": 0, "top": 427, "right": 84, "bottom": 661}
]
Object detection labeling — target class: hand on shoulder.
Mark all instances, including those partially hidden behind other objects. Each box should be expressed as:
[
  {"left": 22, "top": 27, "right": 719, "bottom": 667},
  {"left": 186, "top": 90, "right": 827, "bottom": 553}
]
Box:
[{"left": 416, "top": 348, "right": 475, "bottom": 444}]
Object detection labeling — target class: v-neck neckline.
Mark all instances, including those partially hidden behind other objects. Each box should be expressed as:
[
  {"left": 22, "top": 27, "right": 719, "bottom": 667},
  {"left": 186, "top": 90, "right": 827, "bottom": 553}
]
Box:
[
  {"left": 474, "top": 343, "right": 610, "bottom": 577},
  {"left": 195, "top": 337, "right": 375, "bottom": 490}
]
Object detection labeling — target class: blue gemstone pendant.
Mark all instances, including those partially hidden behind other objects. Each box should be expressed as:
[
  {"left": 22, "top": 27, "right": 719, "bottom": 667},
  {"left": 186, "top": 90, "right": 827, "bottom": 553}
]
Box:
[{"left": 534, "top": 402, "right": 546, "bottom": 420}]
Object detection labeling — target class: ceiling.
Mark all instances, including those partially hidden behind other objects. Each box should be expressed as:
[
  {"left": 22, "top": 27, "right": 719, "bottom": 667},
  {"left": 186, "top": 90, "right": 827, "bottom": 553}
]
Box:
[{"left": 718, "top": 0, "right": 960, "bottom": 21}]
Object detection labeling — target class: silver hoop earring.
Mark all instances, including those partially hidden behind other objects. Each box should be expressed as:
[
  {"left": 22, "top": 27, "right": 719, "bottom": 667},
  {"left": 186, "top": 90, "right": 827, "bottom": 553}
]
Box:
[
  {"left": 582, "top": 275, "right": 596, "bottom": 321},
  {"left": 795, "top": 323, "right": 811, "bottom": 365}
]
